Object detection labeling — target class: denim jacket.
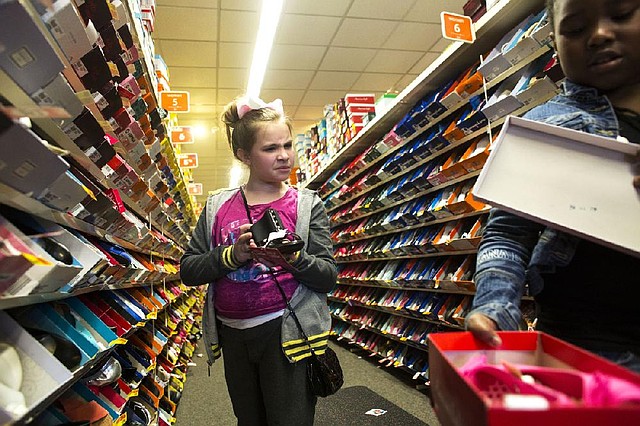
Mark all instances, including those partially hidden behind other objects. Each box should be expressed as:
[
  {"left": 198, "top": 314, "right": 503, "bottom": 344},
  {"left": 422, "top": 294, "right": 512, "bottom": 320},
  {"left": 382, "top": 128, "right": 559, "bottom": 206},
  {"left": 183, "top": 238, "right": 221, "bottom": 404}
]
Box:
[{"left": 467, "top": 80, "right": 622, "bottom": 331}]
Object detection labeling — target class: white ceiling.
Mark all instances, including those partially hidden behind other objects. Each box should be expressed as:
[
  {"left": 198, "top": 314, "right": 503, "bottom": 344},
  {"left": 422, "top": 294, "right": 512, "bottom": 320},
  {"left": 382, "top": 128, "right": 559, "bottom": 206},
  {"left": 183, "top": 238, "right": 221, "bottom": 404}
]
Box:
[{"left": 152, "top": 0, "right": 468, "bottom": 205}]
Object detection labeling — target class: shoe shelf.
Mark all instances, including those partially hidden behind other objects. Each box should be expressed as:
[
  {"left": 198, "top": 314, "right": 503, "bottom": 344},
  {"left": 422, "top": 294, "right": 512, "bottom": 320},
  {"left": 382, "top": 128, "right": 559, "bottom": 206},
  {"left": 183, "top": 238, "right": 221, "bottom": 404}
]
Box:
[
  {"left": 336, "top": 248, "right": 477, "bottom": 264},
  {"left": 0, "top": 1, "right": 195, "bottom": 245},
  {"left": 337, "top": 280, "right": 476, "bottom": 297},
  {"left": 301, "top": 0, "right": 546, "bottom": 190},
  {"left": 331, "top": 323, "right": 431, "bottom": 383},
  {"left": 2, "top": 282, "right": 205, "bottom": 425},
  {"left": 329, "top": 295, "right": 466, "bottom": 331},
  {"left": 334, "top": 208, "right": 488, "bottom": 245},
  {"left": 331, "top": 313, "right": 431, "bottom": 354},
  {"left": 326, "top": 83, "right": 558, "bottom": 225},
  {"left": 0, "top": 69, "right": 187, "bottom": 250},
  {"left": 320, "top": 44, "right": 552, "bottom": 205},
  {"left": 0, "top": 182, "right": 179, "bottom": 261},
  {"left": 331, "top": 170, "right": 483, "bottom": 226},
  {"left": 325, "top": 140, "right": 482, "bottom": 215}
]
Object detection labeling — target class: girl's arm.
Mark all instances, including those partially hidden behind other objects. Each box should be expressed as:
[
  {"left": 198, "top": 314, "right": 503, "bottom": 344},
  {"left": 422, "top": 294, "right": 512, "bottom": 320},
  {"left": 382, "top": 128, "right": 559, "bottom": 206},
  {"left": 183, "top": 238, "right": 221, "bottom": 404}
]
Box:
[{"left": 289, "top": 197, "right": 338, "bottom": 293}]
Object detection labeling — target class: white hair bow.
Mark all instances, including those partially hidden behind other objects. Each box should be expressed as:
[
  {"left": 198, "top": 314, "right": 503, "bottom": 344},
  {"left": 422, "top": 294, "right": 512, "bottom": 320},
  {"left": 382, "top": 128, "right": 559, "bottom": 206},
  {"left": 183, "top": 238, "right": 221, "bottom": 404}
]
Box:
[{"left": 237, "top": 96, "right": 284, "bottom": 119}]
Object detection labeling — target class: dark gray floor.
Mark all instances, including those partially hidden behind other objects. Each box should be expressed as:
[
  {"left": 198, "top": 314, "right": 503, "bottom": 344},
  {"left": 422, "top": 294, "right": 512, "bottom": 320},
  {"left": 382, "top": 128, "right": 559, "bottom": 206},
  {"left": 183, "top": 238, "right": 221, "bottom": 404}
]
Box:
[{"left": 174, "top": 340, "right": 441, "bottom": 425}]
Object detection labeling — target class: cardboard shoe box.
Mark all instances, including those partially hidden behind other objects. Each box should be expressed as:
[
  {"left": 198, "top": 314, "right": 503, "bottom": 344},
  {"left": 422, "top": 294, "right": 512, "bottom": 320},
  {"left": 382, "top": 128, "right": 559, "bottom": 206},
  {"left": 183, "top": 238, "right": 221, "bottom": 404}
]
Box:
[
  {"left": 0, "top": 311, "right": 73, "bottom": 424},
  {"left": 0, "top": 116, "right": 70, "bottom": 196},
  {"left": 0, "top": 1, "right": 64, "bottom": 95},
  {"left": 473, "top": 116, "right": 640, "bottom": 256},
  {"left": 429, "top": 331, "right": 640, "bottom": 426}
]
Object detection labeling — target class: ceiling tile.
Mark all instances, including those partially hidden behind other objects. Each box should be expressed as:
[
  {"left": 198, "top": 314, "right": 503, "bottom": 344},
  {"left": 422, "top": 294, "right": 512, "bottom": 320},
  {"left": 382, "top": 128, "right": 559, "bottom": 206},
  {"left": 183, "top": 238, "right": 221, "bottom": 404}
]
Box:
[
  {"left": 186, "top": 105, "right": 219, "bottom": 115},
  {"left": 218, "top": 88, "right": 245, "bottom": 106},
  {"left": 332, "top": 18, "right": 397, "bottom": 48},
  {"left": 219, "top": 10, "right": 259, "bottom": 42},
  {"left": 154, "top": 6, "right": 217, "bottom": 41},
  {"left": 294, "top": 105, "right": 325, "bottom": 121},
  {"left": 347, "top": 0, "right": 415, "bottom": 20},
  {"left": 218, "top": 68, "right": 247, "bottom": 89},
  {"left": 301, "top": 90, "right": 346, "bottom": 106},
  {"left": 269, "top": 45, "right": 326, "bottom": 70},
  {"left": 220, "top": 0, "right": 259, "bottom": 11},
  {"left": 219, "top": 42, "right": 253, "bottom": 68},
  {"left": 430, "top": 37, "right": 454, "bottom": 53},
  {"left": 410, "top": 51, "right": 441, "bottom": 74},
  {"left": 309, "top": 71, "right": 360, "bottom": 91},
  {"left": 405, "top": 0, "right": 467, "bottom": 23},
  {"left": 284, "top": 0, "right": 350, "bottom": 16},
  {"left": 367, "top": 50, "right": 423, "bottom": 73},
  {"left": 319, "top": 47, "right": 377, "bottom": 72},
  {"left": 157, "top": 0, "right": 218, "bottom": 8},
  {"left": 395, "top": 74, "right": 419, "bottom": 91},
  {"left": 170, "top": 88, "right": 217, "bottom": 106},
  {"left": 258, "top": 89, "right": 306, "bottom": 109},
  {"left": 350, "top": 73, "right": 404, "bottom": 93},
  {"left": 276, "top": 15, "right": 341, "bottom": 46},
  {"left": 158, "top": 40, "right": 217, "bottom": 67},
  {"left": 383, "top": 22, "right": 442, "bottom": 51},
  {"left": 262, "top": 70, "right": 314, "bottom": 90},
  {"left": 168, "top": 67, "right": 217, "bottom": 88}
]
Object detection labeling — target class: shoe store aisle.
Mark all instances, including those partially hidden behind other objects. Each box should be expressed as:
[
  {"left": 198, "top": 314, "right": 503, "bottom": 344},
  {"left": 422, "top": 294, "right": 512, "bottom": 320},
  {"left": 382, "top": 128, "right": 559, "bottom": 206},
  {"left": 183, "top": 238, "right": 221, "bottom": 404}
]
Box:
[{"left": 174, "top": 341, "right": 440, "bottom": 425}]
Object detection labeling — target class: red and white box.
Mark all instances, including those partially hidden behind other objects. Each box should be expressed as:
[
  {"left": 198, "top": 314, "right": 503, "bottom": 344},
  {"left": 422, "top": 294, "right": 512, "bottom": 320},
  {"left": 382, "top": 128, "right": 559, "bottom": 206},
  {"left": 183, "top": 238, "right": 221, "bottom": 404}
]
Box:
[{"left": 429, "top": 331, "right": 640, "bottom": 426}]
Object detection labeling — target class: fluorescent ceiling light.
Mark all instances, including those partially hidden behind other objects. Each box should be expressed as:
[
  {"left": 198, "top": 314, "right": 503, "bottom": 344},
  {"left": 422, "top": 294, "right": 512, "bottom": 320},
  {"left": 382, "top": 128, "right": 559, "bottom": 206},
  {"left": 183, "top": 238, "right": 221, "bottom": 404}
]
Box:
[{"left": 246, "top": 0, "right": 284, "bottom": 97}]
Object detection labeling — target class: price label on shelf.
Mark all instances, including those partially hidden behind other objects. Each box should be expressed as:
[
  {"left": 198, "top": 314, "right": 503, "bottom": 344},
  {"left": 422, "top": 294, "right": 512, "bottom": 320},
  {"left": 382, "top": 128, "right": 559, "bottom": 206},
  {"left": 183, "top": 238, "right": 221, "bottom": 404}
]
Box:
[
  {"left": 160, "top": 91, "right": 190, "bottom": 112},
  {"left": 441, "top": 12, "right": 475, "bottom": 43}
]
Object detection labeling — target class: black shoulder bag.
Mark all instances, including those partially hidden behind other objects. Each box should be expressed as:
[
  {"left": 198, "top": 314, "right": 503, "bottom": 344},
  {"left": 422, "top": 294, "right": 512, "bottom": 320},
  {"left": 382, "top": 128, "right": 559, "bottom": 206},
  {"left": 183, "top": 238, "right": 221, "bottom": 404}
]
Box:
[{"left": 239, "top": 188, "right": 344, "bottom": 397}]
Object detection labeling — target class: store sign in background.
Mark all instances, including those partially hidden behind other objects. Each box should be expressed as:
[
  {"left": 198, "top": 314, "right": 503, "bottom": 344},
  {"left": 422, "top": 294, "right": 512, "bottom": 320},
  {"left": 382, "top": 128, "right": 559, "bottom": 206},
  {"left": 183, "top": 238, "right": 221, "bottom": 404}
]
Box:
[
  {"left": 160, "top": 91, "right": 190, "bottom": 112},
  {"left": 178, "top": 153, "right": 198, "bottom": 168},
  {"left": 170, "top": 126, "right": 194, "bottom": 144},
  {"left": 441, "top": 12, "right": 475, "bottom": 43}
]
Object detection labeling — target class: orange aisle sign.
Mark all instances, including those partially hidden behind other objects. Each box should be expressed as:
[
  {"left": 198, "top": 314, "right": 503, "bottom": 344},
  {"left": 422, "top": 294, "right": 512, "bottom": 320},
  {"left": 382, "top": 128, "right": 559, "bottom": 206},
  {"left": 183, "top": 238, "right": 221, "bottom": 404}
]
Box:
[
  {"left": 441, "top": 12, "right": 475, "bottom": 43},
  {"left": 187, "top": 183, "right": 203, "bottom": 196},
  {"left": 160, "top": 91, "right": 190, "bottom": 112},
  {"left": 170, "top": 126, "right": 194, "bottom": 144},
  {"left": 178, "top": 153, "right": 198, "bottom": 168}
]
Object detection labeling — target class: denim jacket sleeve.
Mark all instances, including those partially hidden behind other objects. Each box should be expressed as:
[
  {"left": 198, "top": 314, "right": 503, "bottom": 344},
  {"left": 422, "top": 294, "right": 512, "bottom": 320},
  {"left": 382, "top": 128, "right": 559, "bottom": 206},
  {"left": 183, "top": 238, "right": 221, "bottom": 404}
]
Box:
[{"left": 466, "top": 208, "right": 544, "bottom": 331}]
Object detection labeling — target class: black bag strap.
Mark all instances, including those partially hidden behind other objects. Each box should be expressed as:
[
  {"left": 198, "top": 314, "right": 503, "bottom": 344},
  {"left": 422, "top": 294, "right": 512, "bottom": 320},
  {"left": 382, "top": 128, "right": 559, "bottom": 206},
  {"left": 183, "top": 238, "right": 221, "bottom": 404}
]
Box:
[{"left": 239, "top": 187, "right": 315, "bottom": 352}]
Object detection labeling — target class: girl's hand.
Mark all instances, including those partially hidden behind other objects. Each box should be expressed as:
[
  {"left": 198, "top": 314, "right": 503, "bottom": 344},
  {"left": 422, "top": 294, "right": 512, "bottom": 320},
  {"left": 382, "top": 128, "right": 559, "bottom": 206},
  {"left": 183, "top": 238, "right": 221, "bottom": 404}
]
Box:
[
  {"left": 232, "top": 224, "right": 255, "bottom": 264},
  {"left": 466, "top": 313, "right": 502, "bottom": 347}
]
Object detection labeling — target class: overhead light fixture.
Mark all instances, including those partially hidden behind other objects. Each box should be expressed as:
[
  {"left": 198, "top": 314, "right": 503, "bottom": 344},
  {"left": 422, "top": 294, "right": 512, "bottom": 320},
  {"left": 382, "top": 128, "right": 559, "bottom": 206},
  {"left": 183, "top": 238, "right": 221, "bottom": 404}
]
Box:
[{"left": 246, "top": 0, "right": 284, "bottom": 97}]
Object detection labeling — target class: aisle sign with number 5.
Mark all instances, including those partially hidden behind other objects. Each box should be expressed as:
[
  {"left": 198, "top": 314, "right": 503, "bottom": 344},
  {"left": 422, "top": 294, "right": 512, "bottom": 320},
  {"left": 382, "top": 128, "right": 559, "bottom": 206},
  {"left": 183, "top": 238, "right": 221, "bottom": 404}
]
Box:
[
  {"left": 160, "top": 91, "right": 190, "bottom": 112},
  {"left": 441, "top": 12, "right": 475, "bottom": 43}
]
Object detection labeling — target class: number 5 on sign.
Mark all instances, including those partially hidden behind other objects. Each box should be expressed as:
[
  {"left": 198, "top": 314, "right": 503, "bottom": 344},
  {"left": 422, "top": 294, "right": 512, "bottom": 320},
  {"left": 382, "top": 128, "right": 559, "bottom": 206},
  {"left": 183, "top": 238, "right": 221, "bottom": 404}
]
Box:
[
  {"left": 160, "top": 91, "right": 190, "bottom": 112},
  {"left": 441, "top": 12, "right": 475, "bottom": 43}
]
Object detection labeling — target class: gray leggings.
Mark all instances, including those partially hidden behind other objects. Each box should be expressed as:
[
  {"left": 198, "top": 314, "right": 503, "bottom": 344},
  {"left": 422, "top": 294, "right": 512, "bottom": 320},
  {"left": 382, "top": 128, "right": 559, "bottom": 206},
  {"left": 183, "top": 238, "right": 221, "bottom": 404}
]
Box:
[{"left": 219, "top": 317, "right": 317, "bottom": 426}]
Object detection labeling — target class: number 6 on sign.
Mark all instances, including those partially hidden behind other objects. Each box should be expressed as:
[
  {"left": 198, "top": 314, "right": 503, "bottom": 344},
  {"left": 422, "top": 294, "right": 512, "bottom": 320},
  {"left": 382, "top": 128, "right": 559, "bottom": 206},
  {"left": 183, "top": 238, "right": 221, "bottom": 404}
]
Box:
[{"left": 441, "top": 12, "right": 475, "bottom": 43}]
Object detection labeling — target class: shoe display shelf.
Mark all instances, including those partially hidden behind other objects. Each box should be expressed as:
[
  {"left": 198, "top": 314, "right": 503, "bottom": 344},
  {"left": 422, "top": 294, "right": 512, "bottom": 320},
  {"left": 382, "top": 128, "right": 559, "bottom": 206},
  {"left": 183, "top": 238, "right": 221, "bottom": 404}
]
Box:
[
  {"left": 1, "top": 281, "right": 205, "bottom": 426},
  {"left": 297, "top": 0, "right": 555, "bottom": 385},
  {"left": 0, "top": 1, "right": 203, "bottom": 425}
]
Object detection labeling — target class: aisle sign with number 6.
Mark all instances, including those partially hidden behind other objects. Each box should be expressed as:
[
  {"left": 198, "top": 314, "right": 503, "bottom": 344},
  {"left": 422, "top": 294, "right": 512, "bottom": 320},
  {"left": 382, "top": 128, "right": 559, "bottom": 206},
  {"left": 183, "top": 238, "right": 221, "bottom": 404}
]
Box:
[{"left": 441, "top": 12, "right": 475, "bottom": 43}]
